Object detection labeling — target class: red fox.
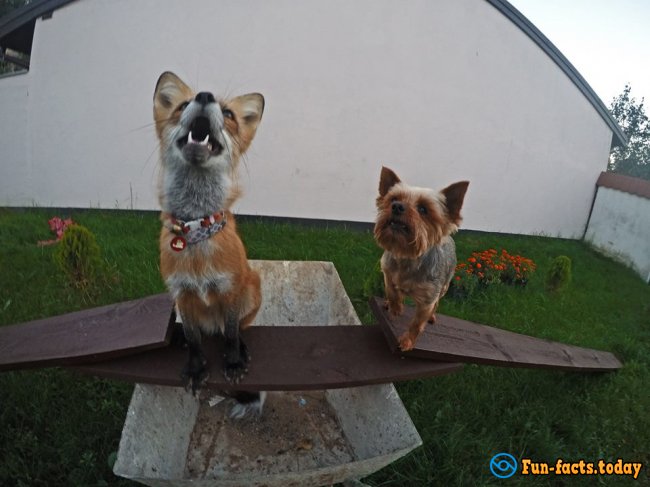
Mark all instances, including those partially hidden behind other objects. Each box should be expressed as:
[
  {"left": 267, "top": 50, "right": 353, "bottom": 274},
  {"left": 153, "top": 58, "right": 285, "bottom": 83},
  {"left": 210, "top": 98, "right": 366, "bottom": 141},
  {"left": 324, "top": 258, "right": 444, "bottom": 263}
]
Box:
[{"left": 153, "top": 71, "right": 265, "bottom": 416}]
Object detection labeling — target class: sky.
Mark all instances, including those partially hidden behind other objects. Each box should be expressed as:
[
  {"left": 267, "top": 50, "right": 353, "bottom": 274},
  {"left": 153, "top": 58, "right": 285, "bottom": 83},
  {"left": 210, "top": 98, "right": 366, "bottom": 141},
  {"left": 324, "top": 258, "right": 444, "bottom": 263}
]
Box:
[{"left": 508, "top": 0, "right": 650, "bottom": 108}]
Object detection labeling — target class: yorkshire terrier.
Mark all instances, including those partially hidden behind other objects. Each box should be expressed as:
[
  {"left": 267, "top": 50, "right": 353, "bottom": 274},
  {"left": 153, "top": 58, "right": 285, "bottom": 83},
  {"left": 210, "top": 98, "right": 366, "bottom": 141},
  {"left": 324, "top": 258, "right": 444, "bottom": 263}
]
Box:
[
  {"left": 153, "top": 71, "right": 264, "bottom": 414},
  {"left": 373, "top": 167, "right": 469, "bottom": 351}
]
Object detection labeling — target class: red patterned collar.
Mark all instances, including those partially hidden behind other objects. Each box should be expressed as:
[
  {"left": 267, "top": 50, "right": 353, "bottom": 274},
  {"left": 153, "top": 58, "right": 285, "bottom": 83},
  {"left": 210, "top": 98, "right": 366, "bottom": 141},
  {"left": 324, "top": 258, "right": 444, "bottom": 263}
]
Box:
[{"left": 164, "top": 211, "right": 226, "bottom": 251}]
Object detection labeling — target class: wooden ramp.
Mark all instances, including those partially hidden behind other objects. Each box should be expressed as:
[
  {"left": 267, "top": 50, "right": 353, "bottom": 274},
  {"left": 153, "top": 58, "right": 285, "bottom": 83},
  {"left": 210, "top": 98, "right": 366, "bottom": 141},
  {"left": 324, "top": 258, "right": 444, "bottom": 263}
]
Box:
[
  {"left": 0, "top": 293, "right": 621, "bottom": 390},
  {"left": 369, "top": 297, "right": 622, "bottom": 371},
  {"left": 71, "top": 324, "right": 461, "bottom": 391},
  {"left": 0, "top": 294, "right": 173, "bottom": 371}
]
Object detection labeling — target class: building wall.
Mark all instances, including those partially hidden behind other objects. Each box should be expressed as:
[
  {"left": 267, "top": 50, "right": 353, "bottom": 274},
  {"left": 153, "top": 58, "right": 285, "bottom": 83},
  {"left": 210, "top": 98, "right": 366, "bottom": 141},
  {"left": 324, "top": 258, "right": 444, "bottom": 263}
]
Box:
[
  {"left": 585, "top": 179, "right": 650, "bottom": 283},
  {"left": 0, "top": 0, "right": 614, "bottom": 236},
  {"left": 0, "top": 71, "right": 31, "bottom": 204}
]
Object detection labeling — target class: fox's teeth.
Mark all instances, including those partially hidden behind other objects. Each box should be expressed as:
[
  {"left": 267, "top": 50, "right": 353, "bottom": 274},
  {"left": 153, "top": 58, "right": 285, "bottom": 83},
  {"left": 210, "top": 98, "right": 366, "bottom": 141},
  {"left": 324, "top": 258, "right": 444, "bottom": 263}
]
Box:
[{"left": 187, "top": 132, "right": 210, "bottom": 146}]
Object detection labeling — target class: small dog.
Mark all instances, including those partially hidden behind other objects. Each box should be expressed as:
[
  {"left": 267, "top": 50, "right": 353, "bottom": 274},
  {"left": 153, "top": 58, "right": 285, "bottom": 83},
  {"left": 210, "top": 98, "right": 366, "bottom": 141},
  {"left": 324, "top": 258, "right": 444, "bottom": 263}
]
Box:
[
  {"left": 153, "top": 71, "right": 264, "bottom": 413},
  {"left": 373, "top": 167, "right": 469, "bottom": 351}
]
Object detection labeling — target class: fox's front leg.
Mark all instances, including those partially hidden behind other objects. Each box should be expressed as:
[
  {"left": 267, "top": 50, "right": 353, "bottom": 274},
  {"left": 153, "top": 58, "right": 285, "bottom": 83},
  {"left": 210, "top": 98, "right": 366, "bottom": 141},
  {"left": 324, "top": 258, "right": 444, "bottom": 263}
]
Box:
[
  {"left": 383, "top": 271, "right": 404, "bottom": 317},
  {"left": 398, "top": 299, "right": 437, "bottom": 352},
  {"left": 180, "top": 321, "right": 209, "bottom": 394},
  {"left": 223, "top": 310, "right": 250, "bottom": 385}
]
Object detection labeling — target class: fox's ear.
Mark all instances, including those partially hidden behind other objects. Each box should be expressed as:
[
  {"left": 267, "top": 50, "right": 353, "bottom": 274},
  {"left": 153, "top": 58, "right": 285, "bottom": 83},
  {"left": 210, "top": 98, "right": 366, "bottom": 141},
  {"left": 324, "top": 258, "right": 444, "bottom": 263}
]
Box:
[
  {"left": 442, "top": 181, "right": 469, "bottom": 225},
  {"left": 227, "top": 93, "right": 265, "bottom": 154},
  {"left": 379, "top": 166, "right": 401, "bottom": 197},
  {"left": 153, "top": 72, "right": 193, "bottom": 127}
]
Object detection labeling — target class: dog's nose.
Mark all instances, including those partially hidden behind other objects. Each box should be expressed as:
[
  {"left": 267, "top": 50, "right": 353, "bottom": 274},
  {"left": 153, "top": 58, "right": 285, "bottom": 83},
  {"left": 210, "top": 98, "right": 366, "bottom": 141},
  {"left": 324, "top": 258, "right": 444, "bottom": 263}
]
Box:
[
  {"left": 195, "top": 91, "right": 216, "bottom": 106},
  {"left": 391, "top": 201, "right": 405, "bottom": 215}
]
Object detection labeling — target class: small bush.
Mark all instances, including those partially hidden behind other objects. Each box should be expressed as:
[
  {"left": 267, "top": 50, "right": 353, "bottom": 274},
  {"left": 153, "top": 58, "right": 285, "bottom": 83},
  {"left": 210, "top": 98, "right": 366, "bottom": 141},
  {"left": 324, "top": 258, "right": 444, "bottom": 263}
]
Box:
[
  {"left": 363, "top": 259, "right": 385, "bottom": 299},
  {"left": 546, "top": 255, "right": 572, "bottom": 292},
  {"left": 53, "top": 224, "right": 103, "bottom": 289}
]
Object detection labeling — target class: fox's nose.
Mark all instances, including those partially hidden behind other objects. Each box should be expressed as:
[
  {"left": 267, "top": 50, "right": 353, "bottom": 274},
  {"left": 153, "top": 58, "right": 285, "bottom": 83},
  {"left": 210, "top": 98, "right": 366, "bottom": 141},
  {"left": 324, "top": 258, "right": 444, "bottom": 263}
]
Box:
[
  {"left": 195, "top": 91, "right": 216, "bottom": 106},
  {"left": 391, "top": 201, "right": 405, "bottom": 215}
]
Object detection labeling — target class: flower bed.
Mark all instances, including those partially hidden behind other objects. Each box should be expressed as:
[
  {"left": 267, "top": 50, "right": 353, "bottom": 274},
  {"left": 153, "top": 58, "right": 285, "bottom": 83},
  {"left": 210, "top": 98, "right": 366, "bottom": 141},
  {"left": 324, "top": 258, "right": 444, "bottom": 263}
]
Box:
[{"left": 450, "top": 249, "right": 536, "bottom": 298}]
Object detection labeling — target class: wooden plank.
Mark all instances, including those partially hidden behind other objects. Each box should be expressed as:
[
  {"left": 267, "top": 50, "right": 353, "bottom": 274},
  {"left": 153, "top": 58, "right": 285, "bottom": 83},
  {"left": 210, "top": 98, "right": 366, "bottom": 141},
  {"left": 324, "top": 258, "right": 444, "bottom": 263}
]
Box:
[
  {"left": 71, "top": 324, "right": 463, "bottom": 391},
  {"left": 0, "top": 294, "right": 174, "bottom": 371},
  {"left": 369, "top": 297, "right": 622, "bottom": 371}
]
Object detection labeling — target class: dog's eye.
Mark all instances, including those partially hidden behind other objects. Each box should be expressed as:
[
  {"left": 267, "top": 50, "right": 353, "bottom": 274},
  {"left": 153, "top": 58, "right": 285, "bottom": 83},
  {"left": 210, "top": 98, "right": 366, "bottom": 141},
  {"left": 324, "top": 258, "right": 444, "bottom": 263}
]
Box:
[
  {"left": 222, "top": 107, "right": 235, "bottom": 120},
  {"left": 417, "top": 205, "right": 428, "bottom": 215},
  {"left": 176, "top": 101, "right": 189, "bottom": 112}
]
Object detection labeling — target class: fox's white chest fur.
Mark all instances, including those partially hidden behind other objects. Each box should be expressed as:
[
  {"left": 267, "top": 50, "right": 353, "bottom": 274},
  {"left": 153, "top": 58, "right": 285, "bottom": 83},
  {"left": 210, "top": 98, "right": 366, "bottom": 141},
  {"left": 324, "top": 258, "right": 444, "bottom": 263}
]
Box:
[{"left": 165, "top": 269, "right": 233, "bottom": 305}]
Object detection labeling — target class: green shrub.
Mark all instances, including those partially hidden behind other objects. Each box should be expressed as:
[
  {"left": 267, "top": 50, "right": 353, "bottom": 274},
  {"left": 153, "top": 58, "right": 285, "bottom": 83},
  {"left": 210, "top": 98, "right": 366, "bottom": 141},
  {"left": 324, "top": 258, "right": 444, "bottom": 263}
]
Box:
[
  {"left": 53, "top": 224, "right": 103, "bottom": 288},
  {"left": 546, "top": 255, "right": 572, "bottom": 292},
  {"left": 362, "top": 259, "right": 385, "bottom": 299}
]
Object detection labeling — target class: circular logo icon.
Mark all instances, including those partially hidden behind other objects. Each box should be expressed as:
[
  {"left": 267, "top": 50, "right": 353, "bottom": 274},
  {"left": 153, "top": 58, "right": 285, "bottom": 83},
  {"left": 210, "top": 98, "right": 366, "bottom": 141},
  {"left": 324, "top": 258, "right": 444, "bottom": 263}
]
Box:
[{"left": 490, "top": 452, "right": 518, "bottom": 479}]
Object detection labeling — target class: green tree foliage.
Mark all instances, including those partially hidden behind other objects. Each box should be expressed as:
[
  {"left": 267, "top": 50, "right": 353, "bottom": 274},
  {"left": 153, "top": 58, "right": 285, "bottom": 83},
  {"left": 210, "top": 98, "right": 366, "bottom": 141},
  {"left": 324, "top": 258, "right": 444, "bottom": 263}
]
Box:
[
  {"left": 0, "top": 0, "right": 30, "bottom": 18},
  {"left": 608, "top": 84, "right": 650, "bottom": 180}
]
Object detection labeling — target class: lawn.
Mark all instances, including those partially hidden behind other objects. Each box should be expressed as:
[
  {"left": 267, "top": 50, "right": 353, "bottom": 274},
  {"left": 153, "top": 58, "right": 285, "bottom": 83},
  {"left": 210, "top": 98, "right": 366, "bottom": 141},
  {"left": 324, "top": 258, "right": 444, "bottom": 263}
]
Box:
[{"left": 0, "top": 208, "right": 648, "bottom": 486}]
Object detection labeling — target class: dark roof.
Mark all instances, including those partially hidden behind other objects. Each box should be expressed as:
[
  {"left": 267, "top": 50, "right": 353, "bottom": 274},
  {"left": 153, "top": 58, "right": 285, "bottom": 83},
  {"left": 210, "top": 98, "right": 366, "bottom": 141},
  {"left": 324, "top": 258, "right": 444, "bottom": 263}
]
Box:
[
  {"left": 0, "top": 0, "right": 76, "bottom": 53},
  {"left": 0, "top": 0, "right": 627, "bottom": 147}
]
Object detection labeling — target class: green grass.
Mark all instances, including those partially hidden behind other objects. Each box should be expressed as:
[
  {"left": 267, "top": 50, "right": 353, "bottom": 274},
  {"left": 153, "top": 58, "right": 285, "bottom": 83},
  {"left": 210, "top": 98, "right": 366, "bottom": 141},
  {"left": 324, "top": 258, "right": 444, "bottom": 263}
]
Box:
[{"left": 0, "top": 208, "right": 648, "bottom": 486}]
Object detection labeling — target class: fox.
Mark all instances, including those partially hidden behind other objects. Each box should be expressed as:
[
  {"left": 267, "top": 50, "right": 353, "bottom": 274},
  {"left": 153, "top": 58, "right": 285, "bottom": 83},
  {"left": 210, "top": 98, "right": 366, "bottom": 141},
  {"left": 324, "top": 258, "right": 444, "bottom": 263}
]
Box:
[{"left": 153, "top": 71, "right": 265, "bottom": 416}]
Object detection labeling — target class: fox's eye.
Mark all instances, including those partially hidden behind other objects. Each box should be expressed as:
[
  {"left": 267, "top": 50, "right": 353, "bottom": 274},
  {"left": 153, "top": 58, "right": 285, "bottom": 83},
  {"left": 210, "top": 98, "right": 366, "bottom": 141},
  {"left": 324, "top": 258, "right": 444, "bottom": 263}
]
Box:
[
  {"left": 222, "top": 108, "right": 235, "bottom": 120},
  {"left": 417, "top": 205, "right": 427, "bottom": 215},
  {"left": 176, "top": 101, "right": 189, "bottom": 112}
]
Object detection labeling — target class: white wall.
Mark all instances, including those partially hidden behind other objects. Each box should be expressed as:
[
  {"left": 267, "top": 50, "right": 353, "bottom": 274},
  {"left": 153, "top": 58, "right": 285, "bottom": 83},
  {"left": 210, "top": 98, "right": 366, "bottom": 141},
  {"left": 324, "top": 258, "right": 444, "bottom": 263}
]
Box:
[
  {"left": 585, "top": 187, "right": 650, "bottom": 283},
  {"left": 0, "top": 71, "right": 32, "bottom": 204},
  {"left": 0, "top": 0, "right": 614, "bottom": 237}
]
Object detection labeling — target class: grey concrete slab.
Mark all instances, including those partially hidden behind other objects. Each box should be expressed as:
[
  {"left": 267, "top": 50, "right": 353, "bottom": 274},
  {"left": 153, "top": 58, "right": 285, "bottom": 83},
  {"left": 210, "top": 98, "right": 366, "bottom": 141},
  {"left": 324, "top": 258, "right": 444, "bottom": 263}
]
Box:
[{"left": 114, "top": 261, "right": 421, "bottom": 487}]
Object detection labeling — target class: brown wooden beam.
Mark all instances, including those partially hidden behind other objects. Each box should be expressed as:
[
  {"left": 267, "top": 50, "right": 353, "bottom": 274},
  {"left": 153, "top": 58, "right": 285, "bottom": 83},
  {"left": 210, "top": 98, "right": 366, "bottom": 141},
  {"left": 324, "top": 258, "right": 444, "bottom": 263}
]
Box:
[
  {"left": 369, "top": 297, "right": 622, "bottom": 372},
  {"left": 0, "top": 294, "right": 173, "bottom": 371},
  {"left": 71, "top": 324, "right": 462, "bottom": 391}
]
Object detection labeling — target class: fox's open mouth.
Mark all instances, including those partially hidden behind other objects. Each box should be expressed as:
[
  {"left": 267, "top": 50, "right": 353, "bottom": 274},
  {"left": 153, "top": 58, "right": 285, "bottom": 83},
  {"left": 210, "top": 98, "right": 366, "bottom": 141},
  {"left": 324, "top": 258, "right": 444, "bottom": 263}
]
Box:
[{"left": 177, "top": 116, "right": 223, "bottom": 157}]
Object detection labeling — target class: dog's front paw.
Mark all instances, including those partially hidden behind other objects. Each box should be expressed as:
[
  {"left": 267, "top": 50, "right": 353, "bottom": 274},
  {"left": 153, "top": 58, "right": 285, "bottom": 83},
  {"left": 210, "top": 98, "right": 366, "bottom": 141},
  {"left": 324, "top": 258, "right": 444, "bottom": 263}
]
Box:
[
  {"left": 398, "top": 332, "right": 416, "bottom": 352},
  {"left": 182, "top": 357, "right": 209, "bottom": 395}
]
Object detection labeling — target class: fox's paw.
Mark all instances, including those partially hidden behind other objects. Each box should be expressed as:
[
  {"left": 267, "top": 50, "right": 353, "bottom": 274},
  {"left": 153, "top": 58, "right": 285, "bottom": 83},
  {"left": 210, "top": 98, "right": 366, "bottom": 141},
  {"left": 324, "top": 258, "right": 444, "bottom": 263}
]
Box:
[
  {"left": 223, "top": 359, "right": 248, "bottom": 385},
  {"left": 398, "top": 332, "right": 415, "bottom": 352},
  {"left": 182, "top": 358, "right": 209, "bottom": 396}
]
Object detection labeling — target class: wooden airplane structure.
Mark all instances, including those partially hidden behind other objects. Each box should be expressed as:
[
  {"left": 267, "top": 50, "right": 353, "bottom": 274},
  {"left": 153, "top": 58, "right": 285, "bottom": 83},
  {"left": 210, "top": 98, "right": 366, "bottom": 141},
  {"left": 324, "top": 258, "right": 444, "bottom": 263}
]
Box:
[{"left": 0, "top": 294, "right": 622, "bottom": 390}]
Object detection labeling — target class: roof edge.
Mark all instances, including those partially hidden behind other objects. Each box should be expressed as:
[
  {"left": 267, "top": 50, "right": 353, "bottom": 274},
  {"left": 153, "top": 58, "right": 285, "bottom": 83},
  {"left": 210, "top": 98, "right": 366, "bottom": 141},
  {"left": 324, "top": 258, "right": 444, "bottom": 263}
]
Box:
[
  {"left": 597, "top": 171, "right": 650, "bottom": 199},
  {"left": 0, "top": 0, "right": 77, "bottom": 43},
  {"left": 485, "top": 0, "right": 627, "bottom": 148}
]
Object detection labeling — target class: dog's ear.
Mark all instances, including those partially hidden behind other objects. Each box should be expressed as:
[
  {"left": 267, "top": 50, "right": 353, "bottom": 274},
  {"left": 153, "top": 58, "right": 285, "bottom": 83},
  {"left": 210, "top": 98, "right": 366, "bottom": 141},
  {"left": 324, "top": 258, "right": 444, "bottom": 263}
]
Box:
[
  {"left": 227, "top": 93, "right": 265, "bottom": 154},
  {"left": 153, "top": 72, "right": 193, "bottom": 134},
  {"left": 442, "top": 181, "right": 469, "bottom": 224},
  {"left": 379, "top": 166, "right": 401, "bottom": 197}
]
